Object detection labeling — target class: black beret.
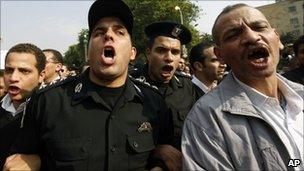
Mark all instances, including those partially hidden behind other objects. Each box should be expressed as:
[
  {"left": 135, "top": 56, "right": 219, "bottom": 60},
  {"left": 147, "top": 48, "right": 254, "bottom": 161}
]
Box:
[
  {"left": 88, "top": 0, "right": 133, "bottom": 37},
  {"left": 145, "top": 21, "right": 192, "bottom": 45}
]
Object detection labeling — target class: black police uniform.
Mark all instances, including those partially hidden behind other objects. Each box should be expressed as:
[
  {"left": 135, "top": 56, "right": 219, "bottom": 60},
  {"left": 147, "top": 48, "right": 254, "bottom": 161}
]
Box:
[
  {"left": 12, "top": 69, "right": 173, "bottom": 171},
  {"left": 283, "top": 65, "right": 304, "bottom": 85},
  {"left": 131, "top": 64, "right": 199, "bottom": 149},
  {"left": 0, "top": 105, "right": 23, "bottom": 169}
]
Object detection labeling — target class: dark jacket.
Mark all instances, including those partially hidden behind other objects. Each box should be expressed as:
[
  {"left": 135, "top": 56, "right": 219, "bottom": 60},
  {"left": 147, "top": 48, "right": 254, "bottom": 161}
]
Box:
[
  {"left": 283, "top": 65, "right": 304, "bottom": 85},
  {"left": 0, "top": 103, "right": 23, "bottom": 169},
  {"left": 12, "top": 70, "right": 173, "bottom": 171},
  {"left": 131, "top": 64, "right": 200, "bottom": 149}
]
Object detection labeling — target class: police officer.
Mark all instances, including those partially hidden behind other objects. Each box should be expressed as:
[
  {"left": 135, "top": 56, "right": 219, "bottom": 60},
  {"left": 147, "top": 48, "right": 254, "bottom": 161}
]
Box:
[
  {"left": 131, "top": 21, "right": 200, "bottom": 149},
  {"left": 5, "top": 0, "right": 174, "bottom": 170}
]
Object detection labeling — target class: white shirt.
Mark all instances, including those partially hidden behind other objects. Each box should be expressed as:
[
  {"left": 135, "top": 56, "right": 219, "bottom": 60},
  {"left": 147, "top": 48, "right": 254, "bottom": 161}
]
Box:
[
  {"left": 191, "top": 76, "right": 210, "bottom": 93},
  {"left": 234, "top": 74, "right": 304, "bottom": 164},
  {"left": 1, "top": 94, "right": 27, "bottom": 116}
]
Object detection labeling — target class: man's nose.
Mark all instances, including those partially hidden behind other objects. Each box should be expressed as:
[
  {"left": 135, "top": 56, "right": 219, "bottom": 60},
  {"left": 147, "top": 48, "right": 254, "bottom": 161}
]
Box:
[
  {"left": 164, "top": 52, "right": 174, "bottom": 62},
  {"left": 241, "top": 27, "right": 261, "bottom": 46},
  {"left": 104, "top": 29, "right": 115, "bottom": 42},
  {"left": 9, "top": 70, "right": 20, "bottom": 82}
]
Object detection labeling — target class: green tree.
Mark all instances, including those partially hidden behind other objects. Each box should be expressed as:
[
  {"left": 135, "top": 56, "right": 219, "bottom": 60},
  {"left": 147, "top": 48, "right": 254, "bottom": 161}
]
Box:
[
  {"left": 280, "top": 31, "right": 298, "bottom": 45},
  {"left": 200, "top": 33, "right": 214, "bottom": 44},
  {"left": 64, "top": 29, "right": 89, "bottom": 71}
]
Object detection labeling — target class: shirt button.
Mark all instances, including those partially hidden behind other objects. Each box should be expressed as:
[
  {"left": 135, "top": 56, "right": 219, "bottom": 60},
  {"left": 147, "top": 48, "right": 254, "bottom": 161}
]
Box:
[
  {"left": 133, "top": 141, "right": 138, "bottom": 148},
  {"left": 110, "top": 146, "right": 116, "bottom": 152}
]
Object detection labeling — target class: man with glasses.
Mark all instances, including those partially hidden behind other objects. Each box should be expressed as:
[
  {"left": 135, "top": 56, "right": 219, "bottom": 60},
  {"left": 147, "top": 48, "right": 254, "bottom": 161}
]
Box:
[{"left": 40, "top": 49, "right": 63, "bottom": 88}]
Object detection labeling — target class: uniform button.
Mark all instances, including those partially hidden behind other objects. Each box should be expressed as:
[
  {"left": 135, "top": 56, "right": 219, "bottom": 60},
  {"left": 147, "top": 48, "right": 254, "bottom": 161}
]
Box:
[
  {"left": 110, "top": 146, "right": 116, "bottom": 152},
  {"left": 133, "top": 141, "right": 138, "bottom": 148},
  {"left": 110, "top": 115, "right": 115, "bottom": 120}
]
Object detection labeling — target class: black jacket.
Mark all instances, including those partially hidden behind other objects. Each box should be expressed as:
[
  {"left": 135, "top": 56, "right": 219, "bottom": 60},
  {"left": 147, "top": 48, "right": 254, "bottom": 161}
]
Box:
[
  {"left": 283, "top": 65, "right": 304, "bottom": 85},
  {"left": 131, "top": 64, "right": 200, "bottom": 149},
  {"left": 12, "top": 70, "right": 173, "bottom": 171}
]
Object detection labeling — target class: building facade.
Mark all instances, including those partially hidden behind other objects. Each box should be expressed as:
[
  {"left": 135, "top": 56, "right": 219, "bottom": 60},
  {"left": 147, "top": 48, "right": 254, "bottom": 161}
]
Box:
[{"left": 257, "top": 0, "right": 303, "bottom": 37}]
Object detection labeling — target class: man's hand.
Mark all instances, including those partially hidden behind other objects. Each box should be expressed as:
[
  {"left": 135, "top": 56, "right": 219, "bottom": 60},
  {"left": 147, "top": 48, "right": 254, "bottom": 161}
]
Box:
[
  {"left": 153, "top": 145, "right": 182, "bottom": 171},
  {"left": 3, "top": 154, "right": 41, "bottom": 171}
]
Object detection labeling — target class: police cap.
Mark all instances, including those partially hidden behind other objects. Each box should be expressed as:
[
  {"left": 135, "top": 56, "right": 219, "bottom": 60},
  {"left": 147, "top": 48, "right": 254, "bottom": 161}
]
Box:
[
  {"left": 145, "top": 21, "right": 192, "bottom": 45},
  {"left": 88, "top": 0, "right": 133, "bottom": 37}
]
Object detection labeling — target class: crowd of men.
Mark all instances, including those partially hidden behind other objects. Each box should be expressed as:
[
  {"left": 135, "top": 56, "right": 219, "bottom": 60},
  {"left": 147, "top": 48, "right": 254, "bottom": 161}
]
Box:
[{"left": 0, "top": 0, "right": 303, "bottom": 170}]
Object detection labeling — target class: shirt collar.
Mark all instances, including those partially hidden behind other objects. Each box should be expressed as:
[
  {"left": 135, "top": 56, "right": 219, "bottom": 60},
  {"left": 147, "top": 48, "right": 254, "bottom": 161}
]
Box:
[
  {"left": 233, "top": 73, "right": 303, "bottom": 118},
  {"left": 1, "top": 94, "right": 28, "bottom": 116},
  {"left": 72, "top": 69, "right": 143, "bottom": 105},
  {"left": 191, "top": 76, "right": 209, "bottom": 93}
]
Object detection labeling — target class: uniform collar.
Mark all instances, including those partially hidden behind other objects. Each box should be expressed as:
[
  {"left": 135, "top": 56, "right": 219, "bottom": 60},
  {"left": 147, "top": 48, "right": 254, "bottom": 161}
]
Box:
[{"left": 71, "top": 69, "right": 143, "bottom": 106}]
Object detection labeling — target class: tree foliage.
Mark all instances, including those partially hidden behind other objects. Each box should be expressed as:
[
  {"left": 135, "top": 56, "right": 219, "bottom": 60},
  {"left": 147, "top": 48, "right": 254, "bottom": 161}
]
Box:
[
  {"left": 280, "top": 31, "right": 298, "bottom": 45},
  {"left": 64, "top": 29, "right": 88, "bottom": 71}
]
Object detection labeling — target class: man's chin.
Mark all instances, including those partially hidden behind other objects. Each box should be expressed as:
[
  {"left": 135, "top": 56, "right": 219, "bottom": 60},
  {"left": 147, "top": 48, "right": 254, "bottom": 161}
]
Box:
[{"left": 161, "top": 75, "right": 173, "bottom": 83}]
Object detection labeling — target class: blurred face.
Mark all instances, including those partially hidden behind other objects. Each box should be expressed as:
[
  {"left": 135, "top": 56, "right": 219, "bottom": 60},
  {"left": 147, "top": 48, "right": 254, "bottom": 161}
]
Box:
[
  {"left": 88, "top": 17, "right": 136, "bottom": 87},
  {"left": 0, "top": 76, "right": 6, "bottom": 97},
  {"left": 60, "top": 65, "right": 70, "bottom": 78},
  {"left": 297, "top": 44, "right": 304, "bottom": 65},
  {"left": 214, "top": 6, "right": 283, "bottom": 84},
  {"left": 147, "top": 36, "right": 181, "bottom": 83},
  {"left": 44, "top": 51, "right": 62, "bottom": 84},
  {"left": 202, "top": 46, "right": 226, "bottom": 81},
  {"left": 4, "top": 52, "right": 44, "bottom": 106},
  {"left": 178, "top": 58, "right": 186, "bottom": 71}
]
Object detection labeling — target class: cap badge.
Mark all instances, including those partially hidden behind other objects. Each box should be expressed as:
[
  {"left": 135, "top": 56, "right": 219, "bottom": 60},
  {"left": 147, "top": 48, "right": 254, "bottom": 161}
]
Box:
[
  {"left": 138, "top": 122, "right": 153, "bottom": 133},
  {"left": 74, "top": 83, "right": 83, "bottom": 93},
  {"left": 172, "top": 26, "right": 182, "bottom": 38}
]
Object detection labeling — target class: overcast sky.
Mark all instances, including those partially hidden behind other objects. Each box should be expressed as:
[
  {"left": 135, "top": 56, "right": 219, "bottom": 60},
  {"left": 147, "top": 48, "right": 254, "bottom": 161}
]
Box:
[{"left": 0, "top": 0, "right": 275, "bottom": 68}]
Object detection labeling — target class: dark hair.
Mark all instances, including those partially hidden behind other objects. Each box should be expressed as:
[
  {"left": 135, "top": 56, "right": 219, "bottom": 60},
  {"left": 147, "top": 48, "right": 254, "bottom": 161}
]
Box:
[
  {"left": 293, "top": 35, "right": 304, "bottom": 58},
  {"left": 43, "top": 49, "right": 63, "bottom": 64},
  {"left": 0, "top": 69, "right": 4, "bottom": 77},
  {"left": 212, "top": 3, "right": 250, "bottom": 45},
  {"left": 5, "top": 43, "right": 46, "bottom": 73},
  {"left": 147, "top": 36, "right": 157, "bottom": 49},
  {"left": 189, "top": 41, "right": 214, "bottom": 70}
]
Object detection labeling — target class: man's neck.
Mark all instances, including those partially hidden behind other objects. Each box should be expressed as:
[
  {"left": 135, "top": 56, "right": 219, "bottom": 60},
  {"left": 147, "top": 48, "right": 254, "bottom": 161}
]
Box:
[
  {"left": 195, "top": 72, "right": 214, "bottom": 89},
  {"left": 236, "top": 73, "right": 279, "bottom": 100},
  {"left": 89, "top": 69, "right": 127, "bottom": 88},
  {"left": 12, "top": 97, "right": 26, "bottom": 110},
  {"left": 45, "top": 74, "right": 59, "bottom": 84}
]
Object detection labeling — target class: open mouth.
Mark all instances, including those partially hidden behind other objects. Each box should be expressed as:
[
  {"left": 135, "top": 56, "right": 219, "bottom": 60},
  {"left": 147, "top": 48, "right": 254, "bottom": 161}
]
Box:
[
  {"left": 247, "top": 46, "right": 269, "bottom": 61},
  {"left": 104, "top": 46, "right": 115, "bottom": 58},
  {"left": 101, "top": 46, "right": 116, "bottom": 65},
  {"left": 8, "top": 85, "right": 20, "bottom": 95},
  {"left": 162, "top": 65, "right": 174, "bottom": 72}
]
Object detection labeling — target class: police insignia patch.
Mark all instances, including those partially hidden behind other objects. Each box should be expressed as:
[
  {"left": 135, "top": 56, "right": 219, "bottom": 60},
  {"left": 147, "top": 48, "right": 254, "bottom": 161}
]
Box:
[
  {"left": 172, "top": 26, "right": 182, "bottom": 38},
  {"left": 137, "top": 122, "right": 153, "bottom": 133},
  {"left": 74, "top": 83, "right": 83, "bottom": 93}
]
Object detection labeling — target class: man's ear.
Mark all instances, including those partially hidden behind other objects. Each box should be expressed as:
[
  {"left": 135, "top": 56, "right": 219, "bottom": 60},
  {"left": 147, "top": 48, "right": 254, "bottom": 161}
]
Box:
[
  {"left": 130, "top": 46, "right": 137, "bottom": 61},
  {"left": 193, "top": 61, "right": 203, "bottom": 72},
  {"left": 274, "top": 29, "right": 284, "bottom": 50},
  {"left": 39, "top": 70, "right": 46, "bottom": 84},
  {"left": 55, "top": 63, "right": 63, "bottom": 72}
]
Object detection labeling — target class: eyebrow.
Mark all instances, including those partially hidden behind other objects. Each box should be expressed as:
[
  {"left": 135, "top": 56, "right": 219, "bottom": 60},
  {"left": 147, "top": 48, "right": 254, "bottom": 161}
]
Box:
[{"left": 94, "top": 24, "right": 126, "bottom": 32}]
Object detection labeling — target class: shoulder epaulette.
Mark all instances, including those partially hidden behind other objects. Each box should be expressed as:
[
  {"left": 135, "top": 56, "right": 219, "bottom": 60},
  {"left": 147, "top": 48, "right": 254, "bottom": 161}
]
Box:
[
  {"left": 175, "top": 72, "right": 192, "bottom": 79},
  {"left": 36, "top": 76, "right": 78, "bottom": 94},
  {"left": 129, "top": 75, "right": 159, "bottom": 91}
]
